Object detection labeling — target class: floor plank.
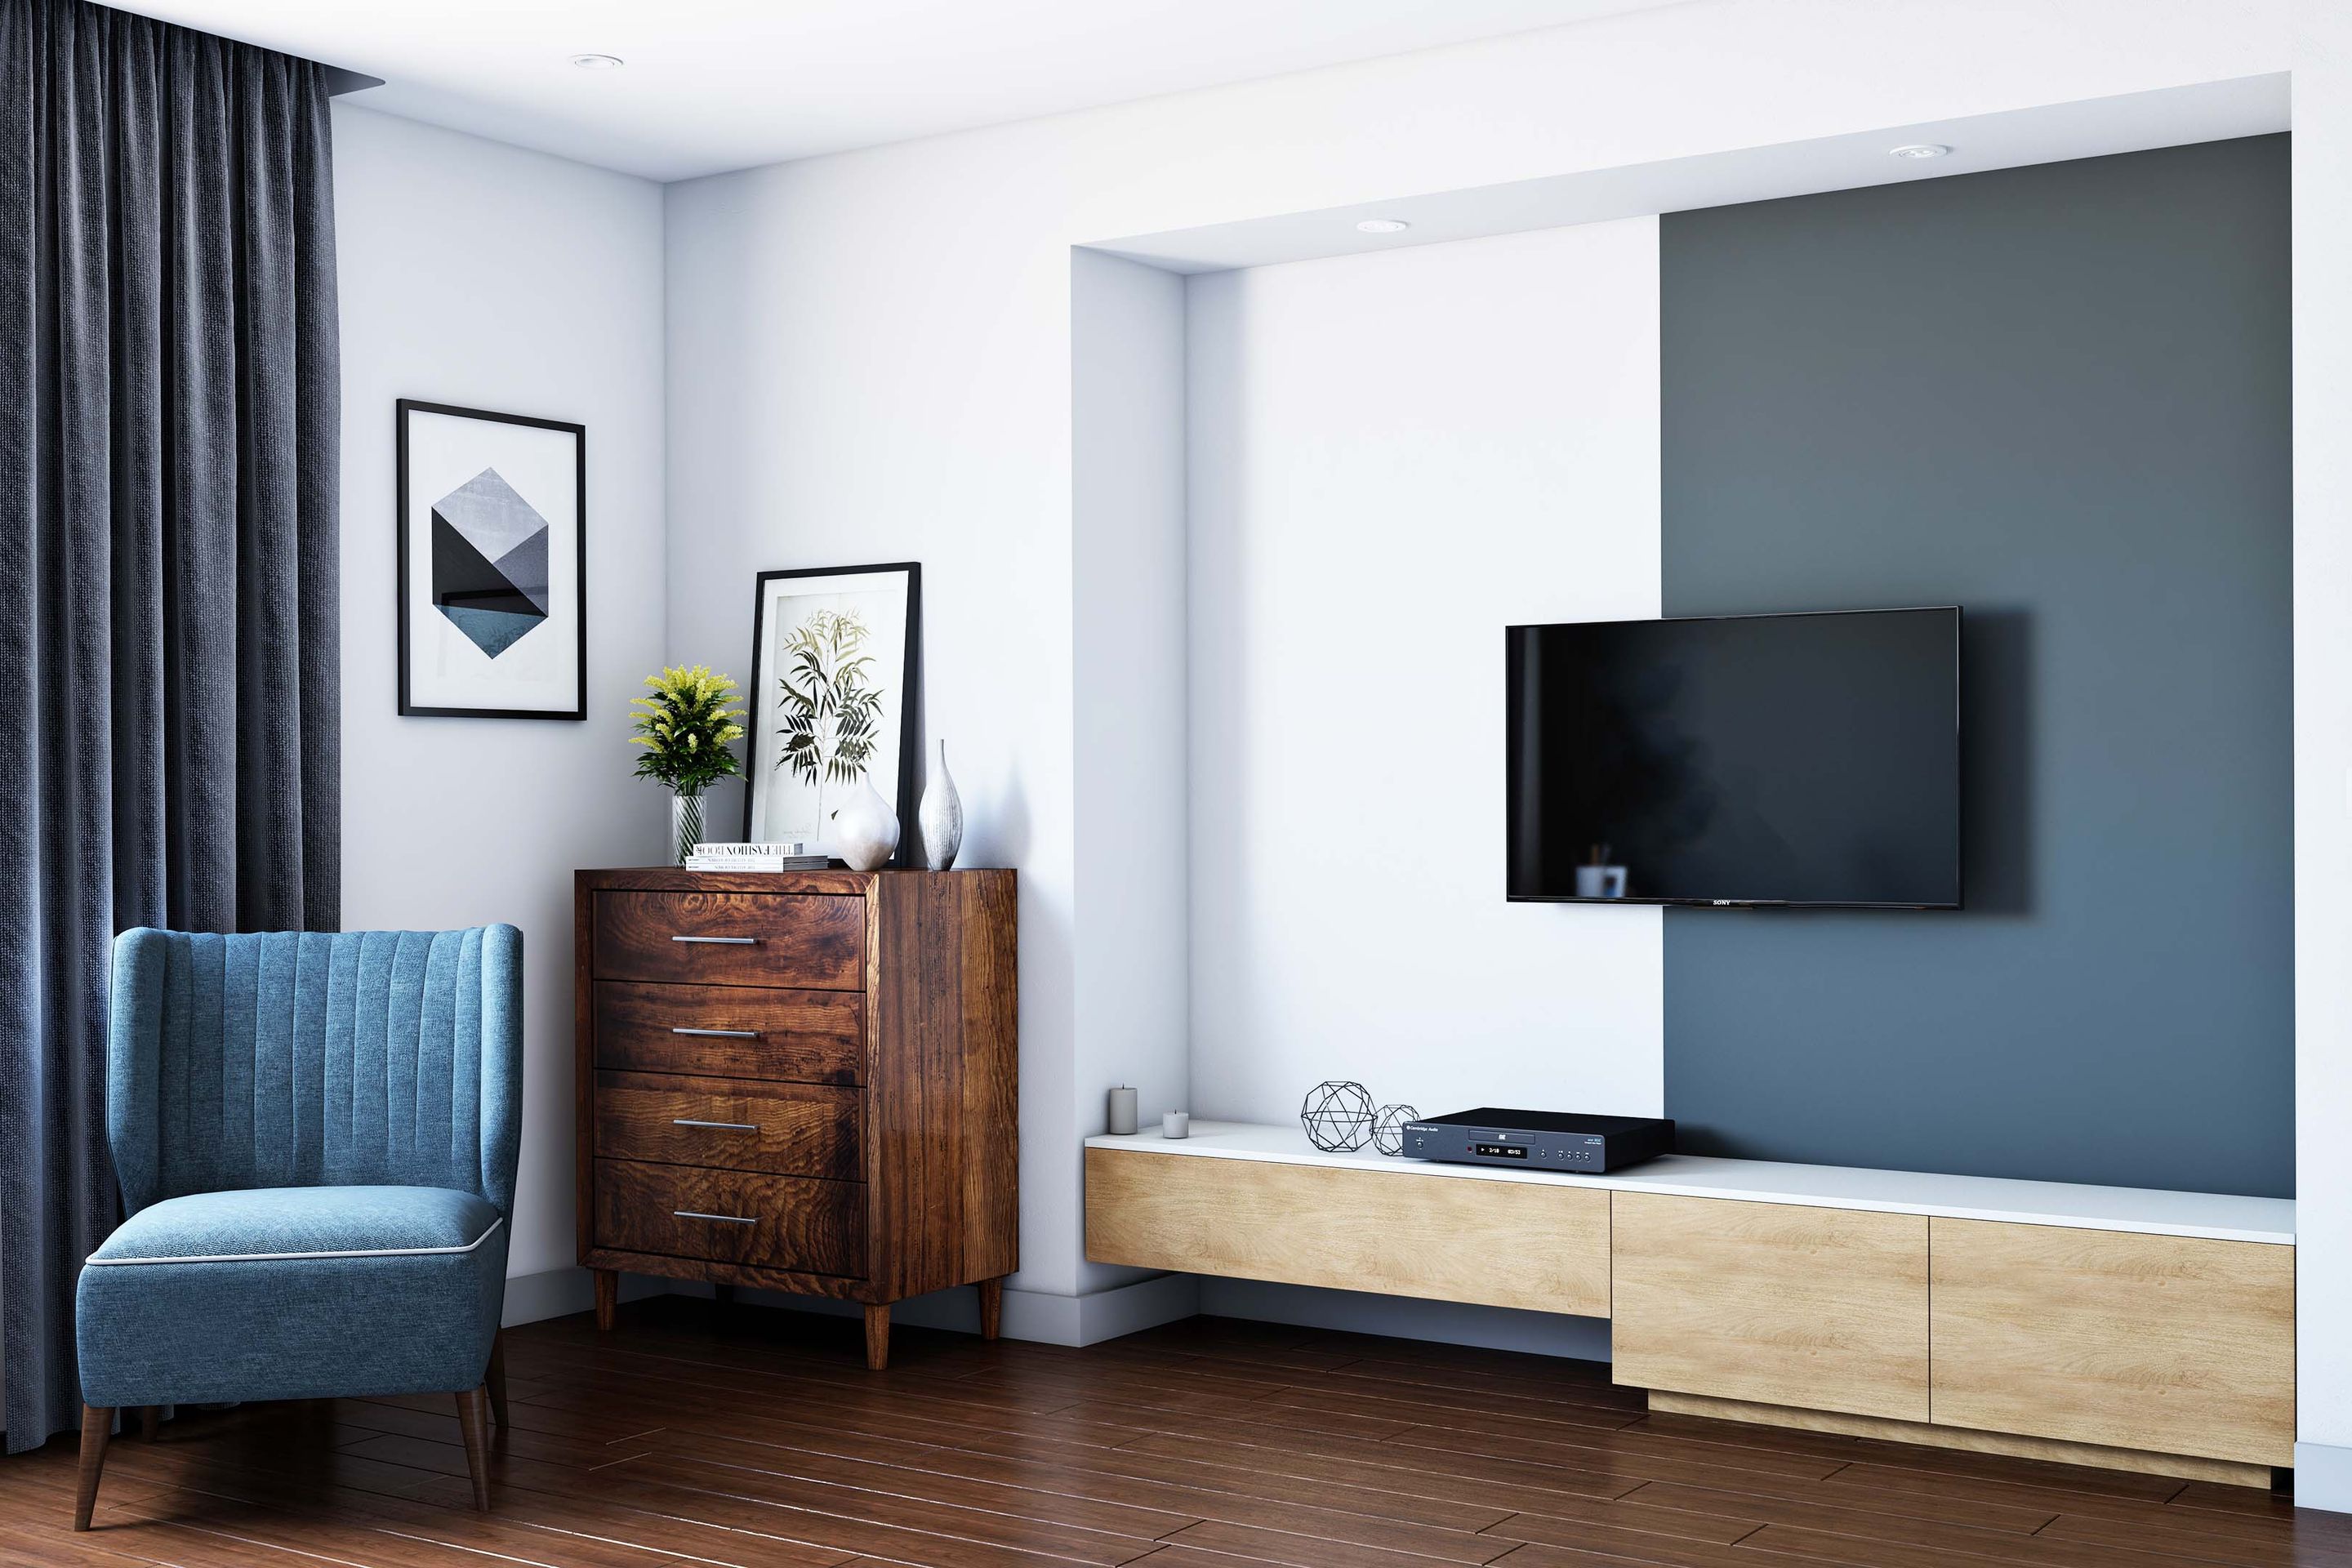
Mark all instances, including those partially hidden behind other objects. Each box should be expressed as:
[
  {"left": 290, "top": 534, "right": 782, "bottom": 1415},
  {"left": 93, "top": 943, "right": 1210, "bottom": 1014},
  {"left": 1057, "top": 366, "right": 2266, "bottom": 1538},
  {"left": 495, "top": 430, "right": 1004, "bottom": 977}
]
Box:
[{"left": 5, "top": 1299, "right": 2339, "bottom": 1568}]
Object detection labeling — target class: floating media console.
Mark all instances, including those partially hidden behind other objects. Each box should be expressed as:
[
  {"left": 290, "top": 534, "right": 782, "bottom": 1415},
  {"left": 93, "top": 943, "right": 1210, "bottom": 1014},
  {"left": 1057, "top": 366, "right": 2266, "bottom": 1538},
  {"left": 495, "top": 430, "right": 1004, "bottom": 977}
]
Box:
[{"left": 1083, "top": 1121, "right": 2295, "bottom": 1487}]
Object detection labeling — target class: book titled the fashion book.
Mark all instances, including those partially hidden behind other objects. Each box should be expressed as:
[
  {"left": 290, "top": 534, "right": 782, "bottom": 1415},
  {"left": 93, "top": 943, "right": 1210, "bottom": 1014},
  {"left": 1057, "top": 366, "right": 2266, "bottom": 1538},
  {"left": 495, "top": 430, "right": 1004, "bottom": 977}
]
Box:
[{"left": 685, "top": 840, "right": 827, "bottom": 871}]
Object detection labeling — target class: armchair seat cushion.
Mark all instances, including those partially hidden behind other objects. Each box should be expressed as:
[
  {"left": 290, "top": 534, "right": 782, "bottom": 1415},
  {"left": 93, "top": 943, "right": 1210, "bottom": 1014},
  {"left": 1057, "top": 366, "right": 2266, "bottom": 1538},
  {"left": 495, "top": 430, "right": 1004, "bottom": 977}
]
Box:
[
  {"left": 77, "top": 1185, "right": 508, "bottom": 1408},
  {"left": 87, "top": 1184, "right": 500, "bottom": 1265}
]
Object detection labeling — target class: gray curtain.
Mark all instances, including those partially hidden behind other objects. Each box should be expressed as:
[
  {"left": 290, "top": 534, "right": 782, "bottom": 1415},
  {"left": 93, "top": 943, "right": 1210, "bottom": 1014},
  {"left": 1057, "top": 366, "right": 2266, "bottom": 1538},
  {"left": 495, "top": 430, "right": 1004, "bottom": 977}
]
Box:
[{"left": 0, "top": 0, "right": 339, "bottom": 1452}]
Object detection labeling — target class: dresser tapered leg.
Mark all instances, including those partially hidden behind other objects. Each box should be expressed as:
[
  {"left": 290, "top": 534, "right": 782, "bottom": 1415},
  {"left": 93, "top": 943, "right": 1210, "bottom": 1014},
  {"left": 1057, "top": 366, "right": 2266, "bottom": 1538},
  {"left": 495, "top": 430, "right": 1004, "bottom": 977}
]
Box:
[
  {"left": 864, "top": 1303, "right": 890, "bottom": 1370},
  {"left": 74, "top": 1405, "right": 109, "bottom": 1530},
  {"left": 978, "top": 1277, "right": 1004, "bottom": 1340},
  {"left": 592, "top": 1268, "right": 617, "bottom": 1331}
]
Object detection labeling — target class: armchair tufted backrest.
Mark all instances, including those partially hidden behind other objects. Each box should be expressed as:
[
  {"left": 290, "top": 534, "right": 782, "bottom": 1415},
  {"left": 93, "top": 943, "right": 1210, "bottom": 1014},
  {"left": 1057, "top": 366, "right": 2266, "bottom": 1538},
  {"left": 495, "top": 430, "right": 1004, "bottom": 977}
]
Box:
[{"left": 106, "top": 926, "right": 523, "bottom": 1220}]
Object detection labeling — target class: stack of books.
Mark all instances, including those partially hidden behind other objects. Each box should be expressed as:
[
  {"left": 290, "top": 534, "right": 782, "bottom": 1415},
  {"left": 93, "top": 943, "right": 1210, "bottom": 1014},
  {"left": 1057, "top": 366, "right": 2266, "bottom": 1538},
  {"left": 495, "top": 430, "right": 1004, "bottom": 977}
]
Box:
[{"left": 686, "top": 841, "right": 830, "bottom": 871}]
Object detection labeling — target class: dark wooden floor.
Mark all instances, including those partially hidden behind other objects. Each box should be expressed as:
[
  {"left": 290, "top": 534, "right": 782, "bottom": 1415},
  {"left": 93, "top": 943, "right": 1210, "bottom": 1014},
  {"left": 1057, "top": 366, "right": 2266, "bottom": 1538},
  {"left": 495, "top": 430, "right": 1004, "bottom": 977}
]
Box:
[{"left": 6, "top": 1296, "right": 2349, "bottom": 1568}]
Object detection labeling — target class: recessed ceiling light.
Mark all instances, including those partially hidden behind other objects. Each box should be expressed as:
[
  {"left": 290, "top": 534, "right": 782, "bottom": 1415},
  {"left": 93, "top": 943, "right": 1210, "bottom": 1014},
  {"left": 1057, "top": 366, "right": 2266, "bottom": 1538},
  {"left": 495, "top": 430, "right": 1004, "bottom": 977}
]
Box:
[
  {"left": 1889, "top": 143, "right": 1950, "bottom": 160},
  {"left": 570, "top": 53, "right": 625, "bottom": 70},
  {"left": 1356, "top": 218, "right": 1411, "bottom": 234}
]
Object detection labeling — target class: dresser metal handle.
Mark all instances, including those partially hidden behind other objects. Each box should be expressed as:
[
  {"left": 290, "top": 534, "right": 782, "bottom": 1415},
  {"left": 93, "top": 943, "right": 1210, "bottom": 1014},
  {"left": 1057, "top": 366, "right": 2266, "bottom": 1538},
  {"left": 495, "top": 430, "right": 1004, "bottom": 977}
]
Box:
[
  {"left": 670, "top": 1027, "right": 759, "bottom": 1038},
  {"left": 672, "top": 1210, "right": 758, "bottom": 1225},
  {"left": 671, "top": 935, "right": 759, "bottom": 946},
  {"left": 673, "top": 1119, "right": 759, "bottom": 1133}
]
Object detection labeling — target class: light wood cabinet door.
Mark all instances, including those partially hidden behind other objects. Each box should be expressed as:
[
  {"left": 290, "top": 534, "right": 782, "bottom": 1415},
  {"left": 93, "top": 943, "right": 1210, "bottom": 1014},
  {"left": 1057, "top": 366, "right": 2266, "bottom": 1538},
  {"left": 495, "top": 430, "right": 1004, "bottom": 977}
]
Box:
[
  {"left": 1085, "top": 1149, "right": 1610, "bottom": 1316},
  {"left": 1929, "top": 1218, "right": 2293, "bottom": 1467},
  {"left": 1611, "top": 1192, "right": 1930, "bottom": 1421}
]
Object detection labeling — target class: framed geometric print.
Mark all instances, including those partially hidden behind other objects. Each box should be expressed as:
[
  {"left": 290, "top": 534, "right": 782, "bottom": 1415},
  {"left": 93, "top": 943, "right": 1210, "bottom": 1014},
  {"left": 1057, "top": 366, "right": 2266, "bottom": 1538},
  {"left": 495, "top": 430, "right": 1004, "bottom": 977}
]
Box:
[{"left": 396, "top": 399, "right": 586, "bottom": 719}]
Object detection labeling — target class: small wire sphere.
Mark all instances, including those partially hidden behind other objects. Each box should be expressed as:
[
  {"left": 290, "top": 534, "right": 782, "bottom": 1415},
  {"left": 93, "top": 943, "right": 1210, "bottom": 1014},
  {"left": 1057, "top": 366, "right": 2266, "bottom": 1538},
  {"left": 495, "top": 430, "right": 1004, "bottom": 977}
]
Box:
[
  {"left": 1299, "top": 1080, "right": 1375, "bottom": 1152},
  {"left": 1372, "top": 1103, "right": 1419, "bottom": 1156}
]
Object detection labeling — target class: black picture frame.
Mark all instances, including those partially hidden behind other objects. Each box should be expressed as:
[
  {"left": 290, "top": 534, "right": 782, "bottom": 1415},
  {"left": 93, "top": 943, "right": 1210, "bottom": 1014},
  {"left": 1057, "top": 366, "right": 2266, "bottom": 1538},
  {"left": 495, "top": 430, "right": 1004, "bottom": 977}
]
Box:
[
  {"left": 396, "top": 399, "right": 588, "bottom": 720},
  {"left": 742, "top": 562, "right": 922, "bottom": 859}
]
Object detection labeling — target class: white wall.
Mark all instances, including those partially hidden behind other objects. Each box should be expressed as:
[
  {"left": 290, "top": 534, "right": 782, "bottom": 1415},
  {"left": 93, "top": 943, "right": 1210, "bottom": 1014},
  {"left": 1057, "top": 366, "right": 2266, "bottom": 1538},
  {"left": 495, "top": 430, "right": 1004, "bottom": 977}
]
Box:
[
  {"left": 1071, "top": 251, "right": 1193, "bottom": 1297},
  {"left": 334, "top": 104, "right": 668, "bottom": 1291},
  {"left": 662, "top": 0, "right": 2292, "bottom": 1336},
  {"left": 2293, "top": 0, "right": 2352, "bottom": 1508},
  {"left": 1186, "top": 220, "right": 1663, "bottom": 1127}
]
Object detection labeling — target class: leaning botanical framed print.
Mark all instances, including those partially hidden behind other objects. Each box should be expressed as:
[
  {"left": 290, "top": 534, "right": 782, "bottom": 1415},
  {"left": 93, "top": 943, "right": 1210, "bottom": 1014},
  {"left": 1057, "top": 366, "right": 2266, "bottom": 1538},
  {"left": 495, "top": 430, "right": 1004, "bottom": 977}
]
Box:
[
  {"left": 396, "top": 399, "right": 586, "bottom": 719},
  {"left": 743, "top": 562, "right": 920, "bottom": 854}
]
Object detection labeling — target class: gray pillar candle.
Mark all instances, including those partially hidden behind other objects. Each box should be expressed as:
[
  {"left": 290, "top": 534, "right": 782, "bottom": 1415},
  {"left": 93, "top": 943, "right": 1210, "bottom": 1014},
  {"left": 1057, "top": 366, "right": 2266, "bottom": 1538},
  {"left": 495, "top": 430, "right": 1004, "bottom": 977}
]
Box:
[{"left": 1108, "top": 1085, "right": 1138, "bottom": 1136}]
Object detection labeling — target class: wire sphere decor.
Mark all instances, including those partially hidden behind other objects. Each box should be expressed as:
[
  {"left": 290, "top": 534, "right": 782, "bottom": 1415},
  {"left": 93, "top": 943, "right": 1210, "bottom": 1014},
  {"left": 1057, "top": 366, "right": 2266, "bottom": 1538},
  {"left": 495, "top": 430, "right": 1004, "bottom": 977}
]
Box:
[
  {"left": 1299, "top": 1080, "right": 1375, "bottom": 1152},
  {"left": 1372, "top": 1103, "right": 1419, "bottom": 1156}
]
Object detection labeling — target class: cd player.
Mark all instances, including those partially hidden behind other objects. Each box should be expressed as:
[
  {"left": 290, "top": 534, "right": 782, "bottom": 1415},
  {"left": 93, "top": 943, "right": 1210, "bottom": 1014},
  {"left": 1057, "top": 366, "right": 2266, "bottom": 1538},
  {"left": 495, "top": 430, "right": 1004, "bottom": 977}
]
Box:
[{"left": 1399, "top": 1108, "right": 1674, "bottom": 1174}]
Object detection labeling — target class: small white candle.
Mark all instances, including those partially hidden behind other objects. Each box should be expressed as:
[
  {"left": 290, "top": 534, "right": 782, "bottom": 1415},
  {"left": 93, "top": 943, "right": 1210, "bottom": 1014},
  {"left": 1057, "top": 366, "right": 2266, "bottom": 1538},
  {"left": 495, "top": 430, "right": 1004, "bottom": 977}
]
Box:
[{"left": 1163, "top": 1111, "right": 1190, "bottom": 1139}]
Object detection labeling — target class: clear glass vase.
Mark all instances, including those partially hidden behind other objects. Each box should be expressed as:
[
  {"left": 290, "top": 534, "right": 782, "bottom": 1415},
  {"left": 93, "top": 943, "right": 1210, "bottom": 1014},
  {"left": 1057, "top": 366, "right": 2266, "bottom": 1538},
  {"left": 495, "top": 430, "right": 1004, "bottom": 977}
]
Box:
[{"left": 670, "top": 791, "right": 703, "bottom": 866}]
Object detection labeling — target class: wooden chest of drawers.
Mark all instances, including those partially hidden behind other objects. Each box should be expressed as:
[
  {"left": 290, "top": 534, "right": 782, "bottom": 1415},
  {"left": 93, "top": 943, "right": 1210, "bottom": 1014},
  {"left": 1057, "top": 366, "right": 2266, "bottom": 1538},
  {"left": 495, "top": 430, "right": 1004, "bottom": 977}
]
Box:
[{"left": 575, "top": 866, "right": 1016, "bottom": 1368}]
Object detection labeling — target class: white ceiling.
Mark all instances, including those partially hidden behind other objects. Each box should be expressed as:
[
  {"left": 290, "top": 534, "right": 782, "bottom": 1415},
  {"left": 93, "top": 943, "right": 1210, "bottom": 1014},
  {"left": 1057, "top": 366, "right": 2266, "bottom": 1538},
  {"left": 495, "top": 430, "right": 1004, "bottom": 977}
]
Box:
[
  {"left": 1094, "top": 76, "right": 2291, "bottom": 272},
  {"left": 109, "top": 0, "right": 1694, "bottom": 183}
]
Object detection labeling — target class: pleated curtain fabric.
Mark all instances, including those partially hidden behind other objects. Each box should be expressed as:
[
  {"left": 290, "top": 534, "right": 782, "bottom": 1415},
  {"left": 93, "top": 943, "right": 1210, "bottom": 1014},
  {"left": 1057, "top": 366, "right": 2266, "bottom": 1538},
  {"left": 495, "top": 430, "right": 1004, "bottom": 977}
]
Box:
[{"left": 0, "top": 0, "right": 340, "bottom": 1452}]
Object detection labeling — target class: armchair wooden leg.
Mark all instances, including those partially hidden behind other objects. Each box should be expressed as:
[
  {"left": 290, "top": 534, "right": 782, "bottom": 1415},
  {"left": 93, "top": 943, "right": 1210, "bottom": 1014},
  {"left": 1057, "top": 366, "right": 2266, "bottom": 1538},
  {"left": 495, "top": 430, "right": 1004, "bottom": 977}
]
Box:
[
  {"left": 592, "top": 1268, "right": 617, "bottom": 1332},
  {"left": 979, "top": 1276, "right": 1004, "bottom": 1341},
  {"left": 454, "top": 1386, "right": 492, "bottom": 1510},
  {"left": 486, "top": 1332, "right": 509, "bottom": 1429},
  {"left": 74, "top": 1405, "right": 109, "bottom": 1531},
  {"left": 863, "top": 1303, "right": 890, "bottom": 1371},
  {"left": 137, "top": 1406, "right": 159, "bottom": 1442}
]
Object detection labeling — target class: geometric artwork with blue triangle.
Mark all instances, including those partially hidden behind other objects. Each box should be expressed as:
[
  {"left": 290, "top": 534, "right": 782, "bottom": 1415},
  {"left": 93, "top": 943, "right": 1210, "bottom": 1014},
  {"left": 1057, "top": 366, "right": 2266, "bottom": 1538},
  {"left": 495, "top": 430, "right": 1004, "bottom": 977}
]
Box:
[{"left": 431, "top": 467, "right": 549, "bottom": 658}]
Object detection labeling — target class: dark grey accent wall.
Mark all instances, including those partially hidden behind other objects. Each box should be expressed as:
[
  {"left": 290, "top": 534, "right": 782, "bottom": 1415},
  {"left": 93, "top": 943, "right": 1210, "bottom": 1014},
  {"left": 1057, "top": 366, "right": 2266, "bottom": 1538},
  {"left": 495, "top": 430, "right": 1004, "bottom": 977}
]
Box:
[{"left": 1659, "top": 136, "right": 2292, "bottom": 1198}]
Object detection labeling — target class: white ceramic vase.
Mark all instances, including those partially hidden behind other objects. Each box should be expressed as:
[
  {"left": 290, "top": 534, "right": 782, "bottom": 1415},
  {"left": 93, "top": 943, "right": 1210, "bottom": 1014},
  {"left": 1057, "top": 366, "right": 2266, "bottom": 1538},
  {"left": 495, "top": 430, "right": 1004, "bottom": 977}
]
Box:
[
  {"left": 831, "top": 776, "right": 900, "bottom": 871},
  {"left": 919, "top": 739, "right": 964, "bottom": 870}
]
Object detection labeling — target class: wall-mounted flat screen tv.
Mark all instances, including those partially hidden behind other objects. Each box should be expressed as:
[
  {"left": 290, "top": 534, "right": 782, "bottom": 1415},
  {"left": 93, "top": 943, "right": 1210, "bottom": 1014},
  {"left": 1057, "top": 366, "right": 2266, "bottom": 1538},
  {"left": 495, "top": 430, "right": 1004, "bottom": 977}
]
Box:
[{"left": 1507, "top": 607, "right": 1961, "bottom": 908}]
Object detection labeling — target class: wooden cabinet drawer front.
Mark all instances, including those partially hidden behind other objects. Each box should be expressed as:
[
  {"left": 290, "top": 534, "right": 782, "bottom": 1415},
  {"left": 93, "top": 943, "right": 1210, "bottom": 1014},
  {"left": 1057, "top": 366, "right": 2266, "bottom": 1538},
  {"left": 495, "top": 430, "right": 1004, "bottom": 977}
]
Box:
[
  {"left": 593, "top": 890, "right": 866, "bottom": 990},
  {"left": 1612, "top": 1192, "right": 1930, "bottom": 1423},
  {"left": 1929, "top": 1218, "right": 2294, "bottom": 1467},
  {"left": 595, "top": 1072, "right": 860, "bottom": 1181},
  {"left": 594, "top": 982, "right": 863, "bottom": 1084},
  {"left": 1084, "top": 1148, "right": 1609, "bottom": 1316},
  {"left": 593, "top": 1158, "right": 863, "bottom": 1276}
]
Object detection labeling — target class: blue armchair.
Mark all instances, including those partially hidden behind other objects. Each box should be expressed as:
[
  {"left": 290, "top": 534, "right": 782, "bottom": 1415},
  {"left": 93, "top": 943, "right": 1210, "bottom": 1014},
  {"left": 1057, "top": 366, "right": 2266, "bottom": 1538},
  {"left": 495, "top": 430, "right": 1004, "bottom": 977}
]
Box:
[{"left": 72, "top": 926, "right": 523, "bottom": 1529}]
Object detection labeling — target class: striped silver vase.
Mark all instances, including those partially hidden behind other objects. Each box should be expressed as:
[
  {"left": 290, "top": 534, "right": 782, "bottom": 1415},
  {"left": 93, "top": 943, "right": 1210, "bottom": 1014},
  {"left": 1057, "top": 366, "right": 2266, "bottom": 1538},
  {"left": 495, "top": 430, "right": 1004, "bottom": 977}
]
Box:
[{"left": 670, "top": 791, "right": 703, "bottom": 866}]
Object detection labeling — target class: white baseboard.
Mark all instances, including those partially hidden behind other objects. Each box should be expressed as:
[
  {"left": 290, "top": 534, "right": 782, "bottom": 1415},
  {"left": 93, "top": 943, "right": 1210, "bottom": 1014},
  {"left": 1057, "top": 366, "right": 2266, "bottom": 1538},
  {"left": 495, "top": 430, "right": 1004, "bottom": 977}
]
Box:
[
  {"left": 663, "top": 1271, "right": 1202, "bottom": 1348},
  {"left": 1063, "top": 1272, "right": 1201, "bottom": 1345},
  {"left": 1199, "top": 1278, "right": 1614, "bottom": 1361},
  {"left": 509, "top": 1265, "right": 1611, "bottom": 1367},
  {"left": 2296, "top": 1442, "right": 2352, "bottom": 1512},
  {"left": 500, "top": 1266, "right": 664, "bottom": 1327},
  {"left": 513, "top": 1266, "right": 1613, "bottom": 1363}
]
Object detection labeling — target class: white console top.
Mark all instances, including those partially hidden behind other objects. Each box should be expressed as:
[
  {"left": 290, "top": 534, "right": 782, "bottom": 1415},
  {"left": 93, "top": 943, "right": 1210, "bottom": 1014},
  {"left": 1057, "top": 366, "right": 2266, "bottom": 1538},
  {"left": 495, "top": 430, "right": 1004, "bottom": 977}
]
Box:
[{"left": 1085, "top": 1120, "right": 2294, "bottom": 1245}]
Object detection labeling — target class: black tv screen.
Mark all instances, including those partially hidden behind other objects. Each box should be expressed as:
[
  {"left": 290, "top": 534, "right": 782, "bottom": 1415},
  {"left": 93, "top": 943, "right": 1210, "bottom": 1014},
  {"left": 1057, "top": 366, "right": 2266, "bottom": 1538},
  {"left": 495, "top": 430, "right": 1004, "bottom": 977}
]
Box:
[{"left": 1507, "top": 608, "right": 1961, "bottom": 908}]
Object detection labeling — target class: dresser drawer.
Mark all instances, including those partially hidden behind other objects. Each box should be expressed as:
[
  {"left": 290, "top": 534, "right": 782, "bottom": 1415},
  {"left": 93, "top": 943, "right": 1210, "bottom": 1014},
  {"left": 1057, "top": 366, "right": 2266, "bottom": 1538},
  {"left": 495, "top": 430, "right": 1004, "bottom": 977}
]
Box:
[
  {"left": 594, "top": 982, "right": 863, "bottom": 1084},
  {"left": 595, "top": 1071, "right": 860, "bottom": 1181},
  {"left": 593, "top": 890, "right": 866, "bottom": 990},
  {"left": 594, "top": 1158, "right": 863, "bottom": 1276}
]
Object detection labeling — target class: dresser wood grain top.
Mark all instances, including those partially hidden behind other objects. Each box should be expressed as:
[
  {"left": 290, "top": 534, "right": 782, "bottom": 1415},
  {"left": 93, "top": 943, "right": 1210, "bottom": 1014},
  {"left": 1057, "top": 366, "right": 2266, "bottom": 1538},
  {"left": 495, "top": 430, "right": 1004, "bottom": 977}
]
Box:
[{"left": 577, "top": 865, "right": 1013, "bottom": 895}]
